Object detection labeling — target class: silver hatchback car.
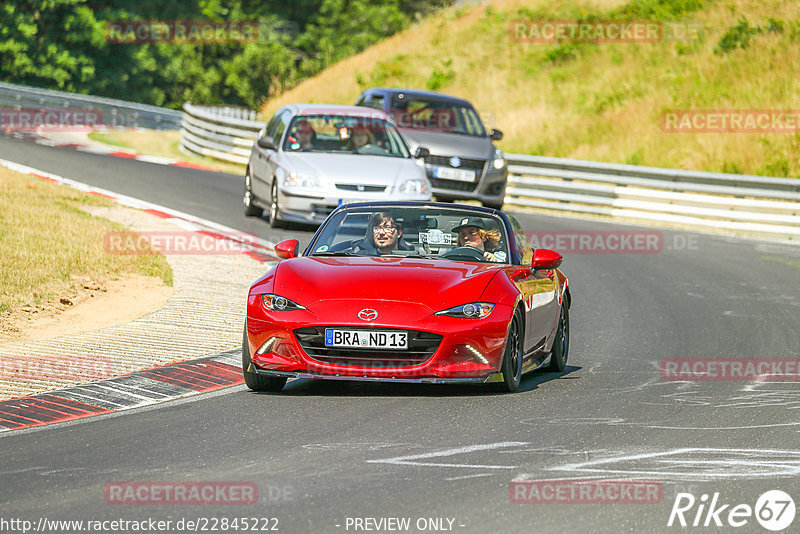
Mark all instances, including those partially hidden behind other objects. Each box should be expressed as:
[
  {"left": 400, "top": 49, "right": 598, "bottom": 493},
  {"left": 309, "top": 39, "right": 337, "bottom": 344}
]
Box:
[{"left": 244, "top": 104, "right": 432, "bottom": 228}]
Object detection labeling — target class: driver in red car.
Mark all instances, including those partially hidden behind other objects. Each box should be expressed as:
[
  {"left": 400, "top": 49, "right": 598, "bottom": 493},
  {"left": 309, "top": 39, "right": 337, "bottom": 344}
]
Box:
[
  {"left": 346, "top": 212, "right": 412, "bottom": 255},
  {"left": 453, "top": 218, "right": 507, "bottom": 262}
]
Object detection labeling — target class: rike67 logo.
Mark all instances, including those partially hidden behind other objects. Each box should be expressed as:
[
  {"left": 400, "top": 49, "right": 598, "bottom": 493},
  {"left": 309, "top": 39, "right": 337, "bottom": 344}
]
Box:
[{"left": 668, "top": 490, "right": 795, "bottom": 531}]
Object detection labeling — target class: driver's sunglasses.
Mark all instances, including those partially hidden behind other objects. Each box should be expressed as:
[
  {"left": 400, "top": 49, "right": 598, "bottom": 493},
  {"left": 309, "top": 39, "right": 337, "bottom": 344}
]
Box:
[
  {"left": 373, "top": 224, "right": 398, "bottom": 235},
  {"left": 296, "top": 128, "right": 312, "bottom": 134},
  {"left": 458, "top": 228, "right": 480, "bottom": 237}
]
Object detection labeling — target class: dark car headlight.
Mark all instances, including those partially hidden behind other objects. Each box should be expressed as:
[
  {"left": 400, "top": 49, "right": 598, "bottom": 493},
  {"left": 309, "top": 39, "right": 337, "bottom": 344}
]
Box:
[
  {"left": 435, "top": 302, "right": 494, "bottom": 319},
  {"left": 491, "top": 148, "right": 506, "bottom": 170},
  {"left": 261, "top": 294, "right": 306, "bottom": 311}
]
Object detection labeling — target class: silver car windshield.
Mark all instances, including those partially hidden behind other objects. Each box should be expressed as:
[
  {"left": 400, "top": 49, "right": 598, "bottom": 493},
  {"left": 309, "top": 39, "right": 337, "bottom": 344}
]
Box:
[
  {"left": 388, "top": 98, "right": 487, "bottom": 137},
  {"left": 283, "top": 114, "right": 410, "bottom": 158},
  {"left": 310, "top": 207, "right": 510, "bottom": 263}
]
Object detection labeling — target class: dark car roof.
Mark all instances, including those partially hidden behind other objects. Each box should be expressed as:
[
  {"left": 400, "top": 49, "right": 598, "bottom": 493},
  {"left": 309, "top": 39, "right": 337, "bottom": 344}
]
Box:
[{"left": 361, "top": 88, "right": 474, "bottom": 108}]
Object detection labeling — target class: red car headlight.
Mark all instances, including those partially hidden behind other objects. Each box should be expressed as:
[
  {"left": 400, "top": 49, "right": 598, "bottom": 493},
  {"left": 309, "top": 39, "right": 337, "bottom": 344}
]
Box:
[
  {"left": 261, "top": 294, "right": 306, "bottom": 311},
  {"left": 434, "top": 302, "right": 495, "bottom": 319}
]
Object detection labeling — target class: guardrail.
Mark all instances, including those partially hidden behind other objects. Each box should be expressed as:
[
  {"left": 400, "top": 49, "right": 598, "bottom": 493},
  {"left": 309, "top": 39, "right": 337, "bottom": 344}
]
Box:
[
  {"left": 0, "top": 81, "right": 181, "bottom": 129},
  {"left": 503, "top": 155, "right": 800, "bottom": 238},
  {"left": 179, "top": 103, "right": 262, "bottom": 165},
  {"left": 178, "top": 103, "right": 799, "bottom": 239}
]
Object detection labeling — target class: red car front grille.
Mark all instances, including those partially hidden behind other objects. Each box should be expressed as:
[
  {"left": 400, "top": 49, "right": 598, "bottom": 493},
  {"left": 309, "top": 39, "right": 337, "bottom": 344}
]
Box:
[{"left": 294, "top": 327, "right": 442, "bottom": 367}]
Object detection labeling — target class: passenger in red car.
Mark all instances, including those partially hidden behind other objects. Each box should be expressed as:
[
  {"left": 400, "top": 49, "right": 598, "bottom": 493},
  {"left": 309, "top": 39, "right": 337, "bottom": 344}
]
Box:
[{"left": 453, "top": 217, "right": 507, "bottom": 262}]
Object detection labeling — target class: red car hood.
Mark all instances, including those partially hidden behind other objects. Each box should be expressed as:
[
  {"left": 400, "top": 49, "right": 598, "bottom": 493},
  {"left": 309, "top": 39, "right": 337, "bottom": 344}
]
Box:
[{"left": 273, "top": 256, "right": 501, "bottom": 310}]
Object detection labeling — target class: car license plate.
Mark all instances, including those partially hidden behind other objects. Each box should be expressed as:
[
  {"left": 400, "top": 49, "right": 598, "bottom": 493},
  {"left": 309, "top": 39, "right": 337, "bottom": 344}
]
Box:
[
  {"left": 433, "top": 166, "right": 475, "bottom": 182},
  {"left": 325, "top": 329, "right": 408, "bottom": 349}
]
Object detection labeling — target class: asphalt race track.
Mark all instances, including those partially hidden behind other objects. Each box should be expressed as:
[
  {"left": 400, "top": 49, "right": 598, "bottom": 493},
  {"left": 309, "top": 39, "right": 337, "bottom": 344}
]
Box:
[{"left": 1, "top": 135, "right": 800, "bottom": 533}]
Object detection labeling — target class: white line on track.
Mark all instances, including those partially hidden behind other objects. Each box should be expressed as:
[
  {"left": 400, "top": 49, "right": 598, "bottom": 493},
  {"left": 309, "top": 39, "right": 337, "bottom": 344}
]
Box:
[{"left": 368, "top": 442, "right": 529, "bottom": 469}]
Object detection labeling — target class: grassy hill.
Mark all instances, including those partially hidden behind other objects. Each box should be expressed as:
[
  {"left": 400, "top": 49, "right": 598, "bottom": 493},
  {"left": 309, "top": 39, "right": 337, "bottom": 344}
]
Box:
[{"left": 261, "top": 0, "right": 800, "bottom": 178}]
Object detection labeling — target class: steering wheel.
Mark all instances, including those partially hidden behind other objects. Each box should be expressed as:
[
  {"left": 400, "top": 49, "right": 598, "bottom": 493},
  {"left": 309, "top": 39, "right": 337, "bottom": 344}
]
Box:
[{"left": 442, "top": 246, "right": 487, "bottom": 262}]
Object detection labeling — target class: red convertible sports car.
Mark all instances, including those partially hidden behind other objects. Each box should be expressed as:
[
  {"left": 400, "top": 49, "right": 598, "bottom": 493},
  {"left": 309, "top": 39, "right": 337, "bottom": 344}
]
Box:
[{"left": 243, "top": 202, "right": 570, "bottom": 393}]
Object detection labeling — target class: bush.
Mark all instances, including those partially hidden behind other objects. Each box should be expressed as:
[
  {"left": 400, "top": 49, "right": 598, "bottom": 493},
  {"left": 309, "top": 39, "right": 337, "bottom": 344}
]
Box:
[{"left": 715, "top": 17, "right": 761, "bottom": 54}]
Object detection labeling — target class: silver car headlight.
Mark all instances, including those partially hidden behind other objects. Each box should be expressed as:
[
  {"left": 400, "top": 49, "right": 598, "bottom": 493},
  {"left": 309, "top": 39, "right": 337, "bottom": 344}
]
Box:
[
  {"left": 491, "top": 148, "right": 506, "bottom": 170},
  {"left": 284, "top": 172, "right": 320, "bottom": 189},
  {"left": 397, "top": 178, "right": 429, "bottom": 195},
  {"left": 435, "top": 302, "right": 495, "bottom": 319}
]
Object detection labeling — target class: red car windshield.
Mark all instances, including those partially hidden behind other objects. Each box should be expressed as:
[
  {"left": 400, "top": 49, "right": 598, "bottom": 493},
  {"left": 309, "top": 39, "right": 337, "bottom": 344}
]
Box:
[{"left": 310, "top": 207, "right": 509, "bottom": 263}]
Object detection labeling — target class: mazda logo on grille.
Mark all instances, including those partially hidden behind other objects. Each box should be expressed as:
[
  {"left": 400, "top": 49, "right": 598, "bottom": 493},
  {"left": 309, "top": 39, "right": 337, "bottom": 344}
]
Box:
[
  {"left": 449, "top": 156, "right": 462, "bottom": 168},
  {"left": 358, "top": 309, "right": 378, "bottom": 321}
]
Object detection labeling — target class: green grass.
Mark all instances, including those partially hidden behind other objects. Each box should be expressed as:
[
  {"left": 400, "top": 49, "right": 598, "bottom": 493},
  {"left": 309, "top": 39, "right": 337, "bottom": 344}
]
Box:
[
  {"left": 0, "top": 167, "right": 172, "bottom": 317},
  {"left": 262, "top": 0, "right": 800, "bottom": 178},
  {"left": 88, "top": 131, "right": 246, "bottom": 175}
]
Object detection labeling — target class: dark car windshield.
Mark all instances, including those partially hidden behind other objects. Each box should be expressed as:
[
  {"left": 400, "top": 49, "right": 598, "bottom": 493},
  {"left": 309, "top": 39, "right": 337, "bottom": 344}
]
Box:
[
  {"left": 309, "top": 206, "right": 509, "bottom": 263},
  {"left": 388, "top": 97, "right": 487, "bottom": 136},
  {"left": 283, "top": 114, "right": 410, "bottom": 157}
]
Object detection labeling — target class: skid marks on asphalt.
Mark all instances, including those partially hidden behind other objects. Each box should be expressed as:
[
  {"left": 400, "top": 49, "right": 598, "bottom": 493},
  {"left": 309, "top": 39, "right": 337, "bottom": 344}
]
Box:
[{"left": 362, "top": 441, "right": 800, "bottom": 483}]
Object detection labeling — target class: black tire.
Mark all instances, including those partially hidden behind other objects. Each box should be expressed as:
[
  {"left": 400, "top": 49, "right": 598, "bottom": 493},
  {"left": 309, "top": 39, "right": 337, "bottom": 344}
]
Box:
[
  {"left": 269, "top": 179, "right": 287, "bottom": 229},
  {"left": 547, "top": 304, "right": 570, "bottom": 372},
  {"left": 242, "top": 326, "right": 287, "bottom": 392},
  {"left": 243, "top": 168, "right": 264, "bottom": 217},
  {"left": 498, "top": 313, "right": 523, "bottom": 392}
]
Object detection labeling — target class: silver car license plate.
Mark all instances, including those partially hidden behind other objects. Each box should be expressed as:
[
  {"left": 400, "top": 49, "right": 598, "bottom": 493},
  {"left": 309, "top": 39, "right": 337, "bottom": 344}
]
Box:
[
  {"left": 434, "top": 166, "right": 475, "bottom": 182},
  {"left": 325, "top": 329, "right": 408, "bottom": 349}
]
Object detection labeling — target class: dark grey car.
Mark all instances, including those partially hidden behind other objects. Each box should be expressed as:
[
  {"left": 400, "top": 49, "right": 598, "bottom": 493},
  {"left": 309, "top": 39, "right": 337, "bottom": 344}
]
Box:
[{"left": 356, "top": 88, "right": 507, "bottom": 209}]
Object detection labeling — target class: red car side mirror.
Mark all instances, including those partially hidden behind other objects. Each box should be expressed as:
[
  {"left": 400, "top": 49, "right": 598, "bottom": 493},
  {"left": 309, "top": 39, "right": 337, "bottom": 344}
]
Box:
[
  {"left": 532, "top": 249, "right": 563, "bottom": 270},
  {"left": 274, "top": 239, "right": 299, "bottom": 259}
]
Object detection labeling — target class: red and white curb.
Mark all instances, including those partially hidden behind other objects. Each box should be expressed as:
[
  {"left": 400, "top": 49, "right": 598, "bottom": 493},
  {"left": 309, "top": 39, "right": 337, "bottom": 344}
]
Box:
[
  {"left": 0, "top": 158, "right": 283, "bottom": 430},
  {"left": 9, "top": 129, "right": 221, "bottom": 171},
  {"left": 0, "top": 349, "right": 244, "bottom": 432},
  {"left": 0, "top": 157, "right": 278, "bottom": 263}
]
